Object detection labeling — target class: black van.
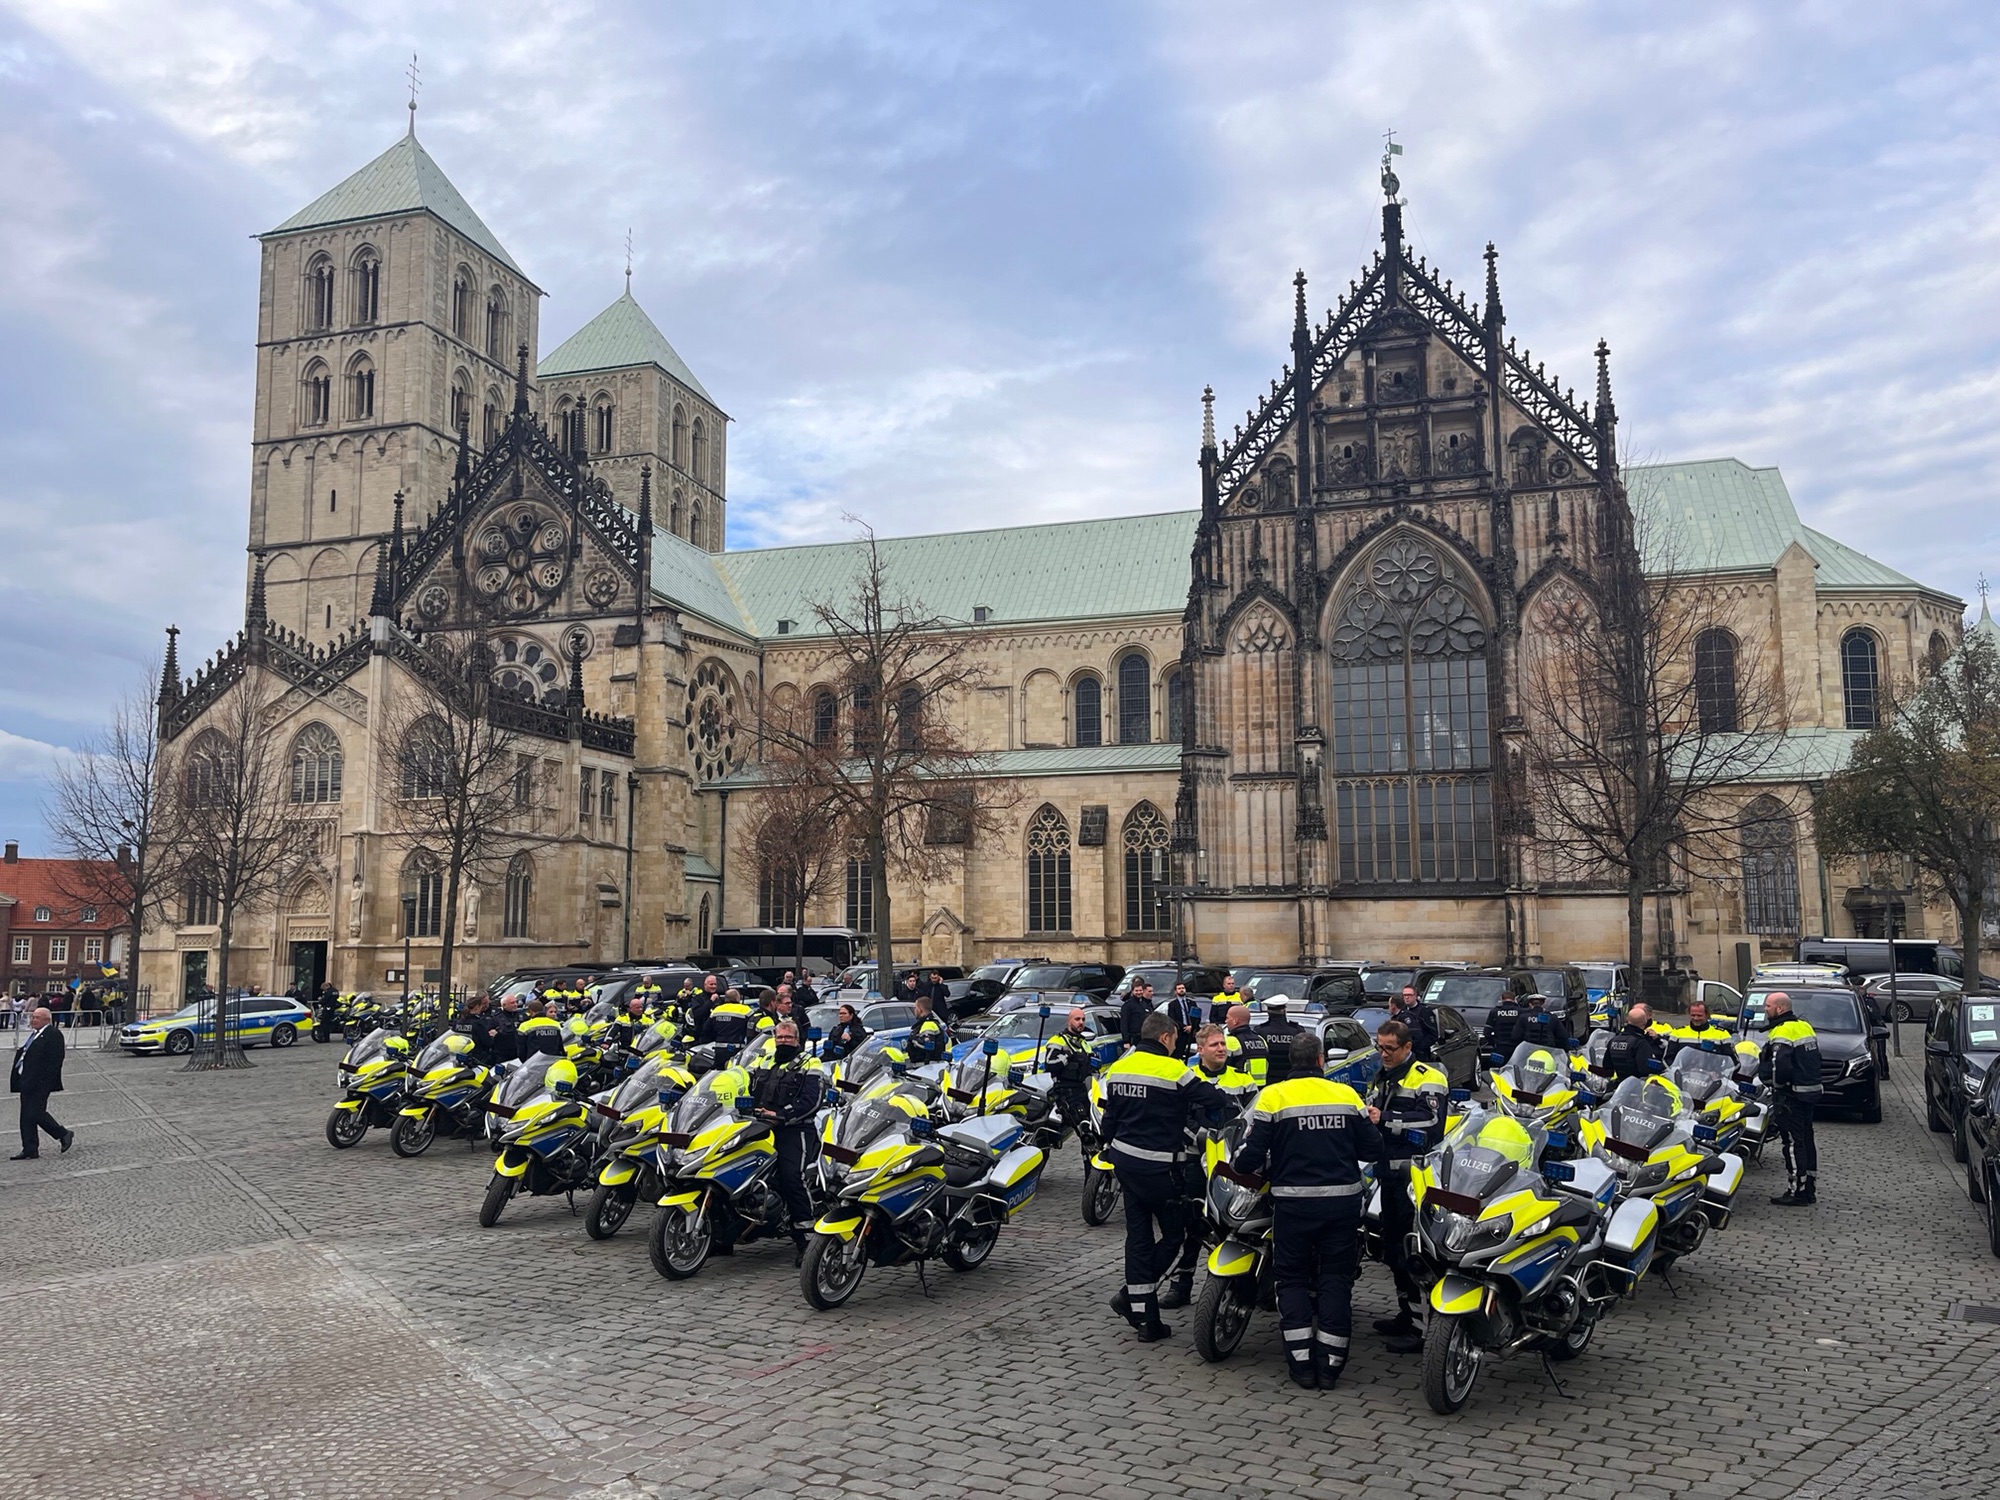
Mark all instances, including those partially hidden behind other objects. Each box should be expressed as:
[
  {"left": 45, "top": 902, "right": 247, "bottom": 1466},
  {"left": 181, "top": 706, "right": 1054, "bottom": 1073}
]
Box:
[{"left": 1797, "top": 937, "right": 1964, "bottom": 981}]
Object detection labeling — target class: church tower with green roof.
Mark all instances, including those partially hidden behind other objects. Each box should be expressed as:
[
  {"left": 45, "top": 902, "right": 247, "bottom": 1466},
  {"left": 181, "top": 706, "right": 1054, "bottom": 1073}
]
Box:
[{"left": 248, "top": 122, "right": 542, "bottom": 644}]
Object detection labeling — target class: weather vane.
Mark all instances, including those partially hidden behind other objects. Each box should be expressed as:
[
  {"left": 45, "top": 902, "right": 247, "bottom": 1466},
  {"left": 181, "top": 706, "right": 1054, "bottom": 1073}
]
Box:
[
  {"left": 405, "top": 53, "right": 420, "bottom": 135},
  {"left": 1381, "top": 128, "right": 1403, "bottom": 202}
]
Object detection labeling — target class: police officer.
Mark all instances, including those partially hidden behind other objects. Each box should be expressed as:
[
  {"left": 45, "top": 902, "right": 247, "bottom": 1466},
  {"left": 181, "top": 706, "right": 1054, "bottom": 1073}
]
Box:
[
  {"left": 1521, "top": 992, "right": 1573, "bottom": 1049},
  {"left": 700, "top": 987, "right": 756, "bottom": 1047},
  {"left": 1099, "top": 1012, "right": 1231, "bottom": 1342},
  {"left": 749, "top": 1019, "right": 825, "bottom": 1264},
  {"left": 1759, "top": 992, "right": 1822, "bottom": 1206},
  {"left": 1482, "top": 986, "right": 1530, "bottom": 1059},
  {"left": 1666, "top": 998, "right": 1731, "bottom": 1058},
  {"left": 1160, "top": 1023, "right": 1260, "bottom": 1310},
  {"left": 515, "top": 999, "right": 565, "bottom": 1058},
  {"left": 1601, "top": 1002, "right": 1662, "bottom": 1081},
  {"left": 1366, "top": 1018, "right": 1449, "bottom": 1353},
  {"left": 687, "top": 974, "right": 722, "bottom": 1038},
  {"left": 905, "top": 994, "right": 950, "bottom": 1066},
  {"left": 1165, "top": 982, "right": 1204, "bottom": 1059},
  {"left": 1207, "top": 975, "right": 1244, "bottom": 1026},
  {"left": 822, "top": 1002, "right": 867, "bottom": 1062},
  {"left": 1234, "top": 1033, "right": 1383, "bottom": 1389},
  {"left": 460, "top": 995, "right": 506, "bottom": 1068},
  {"left": 1226, "top": 1002, "right": 1268, "bottom": 1088},
  {"left": 1389, "top": 984, "right": 1440, "bottom": 1063},
  {"left": 1257, "top": 997, "right": 1306, "bottom": 1085},
  {"left": 1043, "top": 1006, "right": 1097, "bottom": 1145},
  {"left": 1120, "top": 977, "right": 1156, "bottom": 1052},
  {"left": 618, "top": 995, "right": 652, "bottom": 1048}
]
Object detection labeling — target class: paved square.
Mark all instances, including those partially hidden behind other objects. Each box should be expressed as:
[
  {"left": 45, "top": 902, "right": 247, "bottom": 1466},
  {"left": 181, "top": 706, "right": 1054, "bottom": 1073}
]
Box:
[{"left": 3, "top": 1031, "right": 1997, "bottom": 1500}]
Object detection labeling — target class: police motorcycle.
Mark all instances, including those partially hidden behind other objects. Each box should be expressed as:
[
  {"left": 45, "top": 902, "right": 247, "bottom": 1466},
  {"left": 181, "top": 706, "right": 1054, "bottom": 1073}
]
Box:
[
  {"left": 1664, "top": 1043, "right": 1755, "bottom": 1158},
  {"left": 338, "top": 992, "right": 393, "bottom": 1044},
  {"left": 581, "top": 1050, "right": 698, "bottom": 1240},
  {"left": 1413, "top": 1109, "right": 1640, "bottom": 1415},
  {"left": 1488, "top": 1043, "right": 1585, "bottom": 1158},
  {"left": 389, "top": 1031, "right": 495, "bottom": 1157},
  {"left": 800, "top": 1037, "right": 1047, "bottom": 1310},
  {"left": 325, "top": 1026, "right": 413, "bottom": 1148},
  {"left": 1575, "top": 1074, "right": 1744, "bottom": 1272},
  {"left": 478, "top": 1055, "right": 595, "bottom": 1227},
  {"left": 310, "top": 990, "right": 351, "bottom": 1044},
  {"left": 645, "top": 1059, "right": 807, "bottom": 1278},
  {"left": 1189, "top": 1112, "right": 1275, "bottom": 1362},
  {"left": 1080, "top": 1073, "right": 1122, "bottom": 1227}
]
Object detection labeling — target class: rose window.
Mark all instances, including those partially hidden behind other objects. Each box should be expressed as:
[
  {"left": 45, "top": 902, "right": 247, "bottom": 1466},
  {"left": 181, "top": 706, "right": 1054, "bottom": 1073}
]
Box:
[
  {"left": 471, "top": 505, "right": 570, "bottom": 616},
  {"left": 492, "top": 637, "right": 563, "bottom": 706},
  {"left": 685, "top": 660, "right": 739, "bottom": 782}
]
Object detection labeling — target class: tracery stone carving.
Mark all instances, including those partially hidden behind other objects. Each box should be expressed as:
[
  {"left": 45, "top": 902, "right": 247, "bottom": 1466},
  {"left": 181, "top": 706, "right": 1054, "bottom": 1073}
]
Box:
[{"left": 1329, "top": 537, "right": 1486, "bottom": 661}]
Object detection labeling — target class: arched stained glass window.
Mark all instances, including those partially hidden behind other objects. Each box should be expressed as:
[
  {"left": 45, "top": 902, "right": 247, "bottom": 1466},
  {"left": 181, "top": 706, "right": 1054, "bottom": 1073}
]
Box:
[
  {"left": 288, "top": 723, "right": 343, "bottom": 804},
  {"left": 1025, "top": 806, "right": 1072, "bottom": 933},
  {"left": 1328, "top": 537, "right": 1493, "bottom": 884},
  {"left": 1073, "top": 676, "right": 1102, "bottom": 747},
  {"left": 1841, "top": 629, "right": 1879, "bottom": 729},
  {"left": 503, "top": 855, "right": 533, "bottom": 939},
  {"left": 1123, "top": 802, "right": 1170, "bottom": 933},
  {"left": 1694, "top": 628, "right": 1739, "bottom": 735},
  {"left": 1741, "top": 795, "right": 1799, "bottom": 936},
  {"left": 1117, "top": 652, "right": 1151, "bottom": 745}
]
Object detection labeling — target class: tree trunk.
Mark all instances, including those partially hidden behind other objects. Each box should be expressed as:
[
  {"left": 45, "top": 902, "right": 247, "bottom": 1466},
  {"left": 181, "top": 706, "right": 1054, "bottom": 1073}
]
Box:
[
  {"left": 1626, "top": 867, "right": 1645, "bottom": 1005},
  {"left": 869, "top": 825, "right": 893, "bottom": 995},
  {"left": 440, "top": 861, "right": 462, "bottom": 1022}
]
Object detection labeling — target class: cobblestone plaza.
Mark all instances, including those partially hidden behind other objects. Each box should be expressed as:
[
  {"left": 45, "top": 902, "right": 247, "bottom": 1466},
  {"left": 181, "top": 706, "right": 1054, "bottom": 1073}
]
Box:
[{"left": 3, "top": 1034, "right": 1997, "bottom": 1500}]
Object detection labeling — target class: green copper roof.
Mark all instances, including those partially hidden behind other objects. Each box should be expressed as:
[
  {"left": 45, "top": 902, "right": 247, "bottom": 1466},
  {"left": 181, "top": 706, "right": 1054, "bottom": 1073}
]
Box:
[
  {"left": 538, "top": 290, "right": 716, "bottom": 405},
  {"left": 650, "top": 528, "right": 754, "bottom": 637},
  {"left": 713, "top": 510, "right": 1199, "bottom": 639},
  {"left": 266, "top": 132, "right": 526, "bottom": 278},
  {"left": 1627, "top": 458, "right": 1935, "bottom": 594},
  {"left": 1973, "top": 598, "right": 2000, "bottom": 650}
]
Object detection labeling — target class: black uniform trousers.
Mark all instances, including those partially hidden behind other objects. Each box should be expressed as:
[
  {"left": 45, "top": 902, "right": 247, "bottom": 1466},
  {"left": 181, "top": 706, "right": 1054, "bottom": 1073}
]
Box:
[
  {"left": 1114, "top": 1159, "right": 1187, "bottom": 1321},
  {"left": 1272, "top": 1196, "right": 1362, "bottom": 1374},
  {"left": 773, "top": 1123, "right": 817, "bottom": 1240},
  {"left": 1378, "top": 1167, "right": 1421, "bottom": 1310},
  {"left": 1775, "top": 1095, "right": 1818, "bottom": 1178},
  {"left": 1171, "top": 1157, "right": 1207, "bottom": 1276},
  {"left": 17, "top": 1091, "right": 66, "bottom": 1156}
]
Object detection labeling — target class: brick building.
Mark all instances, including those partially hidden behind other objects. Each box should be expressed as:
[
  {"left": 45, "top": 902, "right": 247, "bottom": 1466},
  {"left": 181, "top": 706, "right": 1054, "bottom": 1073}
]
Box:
[{"left": 0, "top": 842, "right": 132, "bottom": 997}]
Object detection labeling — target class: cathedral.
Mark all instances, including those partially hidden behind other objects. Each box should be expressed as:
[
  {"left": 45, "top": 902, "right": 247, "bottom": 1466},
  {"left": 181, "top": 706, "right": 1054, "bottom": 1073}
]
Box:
[{"left": 138, "top": 127, "right": 1970, "bottom": 1005}]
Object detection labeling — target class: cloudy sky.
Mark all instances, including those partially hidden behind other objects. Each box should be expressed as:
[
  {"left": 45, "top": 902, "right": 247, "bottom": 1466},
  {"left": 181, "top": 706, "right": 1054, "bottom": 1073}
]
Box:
[{"left": 2, "top": 1, "right": 1997, "bottom": 849}]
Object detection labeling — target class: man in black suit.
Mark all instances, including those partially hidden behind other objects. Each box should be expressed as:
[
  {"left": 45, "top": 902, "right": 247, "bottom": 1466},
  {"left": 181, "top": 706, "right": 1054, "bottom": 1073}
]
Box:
[{"left": 11, "top": 1006, "right": 73, "bottom": 1160}]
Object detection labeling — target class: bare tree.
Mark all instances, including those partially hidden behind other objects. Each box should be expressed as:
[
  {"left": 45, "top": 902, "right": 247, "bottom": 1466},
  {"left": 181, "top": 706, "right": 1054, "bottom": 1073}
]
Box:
[
  {"left": 753, "top": 525, "right": 1004, "bottom": 978},
  {"left": 381, "top": 630, "right": 542, "bottom": 1008},
  {"left": 159, "top": 678, "right": 296, "bottom": 1068},
  {"left": 1815, "top": 631, "right": 2000, "bottom": 974},
  {"left": 44, "top": 664, "right": 167, "bottom": 995},
  {"left": 741, "top": 738, "right": 850, "bottom": 974},
  {"left": 1521, "top": 497, "right": 1793, "bottom": 984}
]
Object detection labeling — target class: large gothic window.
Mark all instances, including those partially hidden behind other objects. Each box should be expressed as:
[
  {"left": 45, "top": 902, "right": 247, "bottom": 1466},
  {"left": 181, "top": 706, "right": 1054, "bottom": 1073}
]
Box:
[
  {"left": 1165, "top": 668, "right": 1186, "bottom": 743},
  {"left": 1026, "top": 805, "right": 1072, "bottom": 933},
  {"left": 1841, "top": 628, "right": 1880, "bottom": 729},
  {"left": 1328, "top": 537, "right": 1494, "bottom": 884},
  {"left": 1694, "top": 628, "right": 1739, "bottom": 735},
  {"left": 1117, "top": 651, "right": 1151, "bottom": 745},
  {"left": 1741, "top": 795, "right": 1800, "bottom": 935},
  {"left": 288, "top": 723, "right": 343, "bottom": 804},
  {"left": 401, "top": 852, "right": 442, "bottom": 939},
  {"left": 503, "top": 854, "right": 533, "bottom": 939},
  {"left": 759, "top": 863, "right": 801, "bottom": 929},
  {"left": 844, "top": 856, "right": 873, "bottom": 933},
  {"left": 1122, "top": 802, "right": 1170, "bottom": 933}
]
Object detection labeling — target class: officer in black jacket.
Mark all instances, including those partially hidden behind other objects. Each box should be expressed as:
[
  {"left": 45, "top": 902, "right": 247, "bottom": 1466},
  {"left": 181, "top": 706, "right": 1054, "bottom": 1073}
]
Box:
[
  {"left": 1482, "top": 990, "right": 1529, "bottom": 1058},
  {"left": 459, "top": 996, "right": 507, "bottom": 1067},
  {"left": 1257, "top": 998, "right": 1307, "bottom": 1085},
  {"left": 1521, "top": 993, "right": 1573, "bottom": 1049},
  {"left": 821, "top": 1003, "right": 868, "bottom": 1062},
  {"left": 905, "top": 995, "right": 950, "bottom": 1065},
  {"left": 1119, "top": 977, "right": 1156, "bottom": 1053},
  {"left": 1601, "top": 1003, "right": 1661, "bottom": 1081},
  {"left": 1099, "top": 1011, "right": 1231, "bottom": 1341},
  {"left": 750, "top": 1021, "right": 824, "bottom": 1264},
  {"left": 1389, "top": 985, "right": 1440, "bottom": 1063},
  {"left": 1226, "top": 1003, "right": 1269, "bottom": 1087}
]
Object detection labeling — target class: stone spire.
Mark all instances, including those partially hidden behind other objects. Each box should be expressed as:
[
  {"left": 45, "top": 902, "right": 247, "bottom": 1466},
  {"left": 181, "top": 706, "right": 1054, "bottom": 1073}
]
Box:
[
  {"left": 566, "top": 649, "right": 586, "bottom": 715},
  {"left": 158, "top": 625, "right": 181, "bottom": 706},
  {"left": 1483, "top": 242, "right": 1503, "bottom": 332},
  {"left": 1201, "top": 385, "right": 1215, "bottom": 454},
  {"left": 637, "top": 463, "right": 653, "bottom": 530},
  {"left": 514, "top": 340, "right": 531, "bottom": 415},
  {"left": 369, "top": 542, "right": 392, "bottom": 618},
  {"left": 247, "top": 553, "right": 268, "bottom": 631},
  {"left": 454, "top": 413, "right": 471, "bottom": 485},
  {"left": 1594, "top": 339, "right": 1617, "bottom": 437},
  {"left": 1292, "top": 269, "right": 1309, "bottom": 346}
]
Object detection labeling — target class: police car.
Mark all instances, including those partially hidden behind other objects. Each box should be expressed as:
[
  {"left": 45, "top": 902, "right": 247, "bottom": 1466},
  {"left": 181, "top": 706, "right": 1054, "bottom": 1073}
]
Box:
[{"left": 119, "top": 996, "right": 313, "bottom": 1056}]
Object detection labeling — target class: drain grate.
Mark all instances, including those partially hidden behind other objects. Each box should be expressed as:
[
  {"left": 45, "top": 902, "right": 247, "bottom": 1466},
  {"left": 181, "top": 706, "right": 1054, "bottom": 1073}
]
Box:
[{"left": 1949, "top": 1303, "right": 2000, "bottom": 1323}]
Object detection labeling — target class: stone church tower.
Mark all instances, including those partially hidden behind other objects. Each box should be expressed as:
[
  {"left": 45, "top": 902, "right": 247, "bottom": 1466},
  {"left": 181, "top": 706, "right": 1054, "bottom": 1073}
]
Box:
[{"left": 1175, "top": 166, "right": 1633, "bottom": 966}]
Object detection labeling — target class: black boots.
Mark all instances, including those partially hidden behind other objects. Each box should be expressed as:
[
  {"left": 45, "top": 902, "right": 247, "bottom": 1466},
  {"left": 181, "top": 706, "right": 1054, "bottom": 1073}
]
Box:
[
  {"left": 1373, "top": 1307, "right": 1418, "bottom": 1337},
  {"left": 1287, "top": 1357, "right": 1318, "bottom": 1389},
  {"left": 1158, "top": 1270, "right": 1193, "bottom": 1310},
  {"left": 1772, "top": 1174, "right": 1818, "bottom": 1207}
]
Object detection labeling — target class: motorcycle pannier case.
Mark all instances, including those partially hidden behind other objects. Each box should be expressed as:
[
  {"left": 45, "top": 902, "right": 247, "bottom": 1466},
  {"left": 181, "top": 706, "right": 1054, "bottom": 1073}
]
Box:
[
  {"left": 1602, "top": 1196, "right": 1659, "bottom": 1283},
  {"left": 986, "top": 1144, "right": 1047, "bottom": 1219}
]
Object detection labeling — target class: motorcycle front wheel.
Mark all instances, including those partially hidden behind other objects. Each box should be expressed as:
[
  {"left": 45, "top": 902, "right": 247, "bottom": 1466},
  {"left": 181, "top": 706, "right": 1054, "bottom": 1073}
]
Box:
[
  {"left": 585, "top": 1182, "right": 638, "bottom": 1241},
  {"left": 801, "top": 1231, "right": 867, "bottom": 1310},
  {"left": 1193, "top": 1274, "right": 1254, "bottom": 1362},
  {"left": 1546, "top": 1302, "right": 1597, "bottom": 1362},
  {"left": 311, "top": 1023, "right": 329, "bottom": 1044},
  {"left": 1082, "top": 1165, "right": 1120, "bottom": 1227},
  {"left": 325, "top": 1108, "right": 368, "bottom": 1149},
  {"left": 649, "top": 1203, "right": 713, "bottom": 1279},
  {"left": 478, "top": 1172, "right": 514, "bottom": 1228},
  {"left": 389, "top": 1111, "right": 436, "bottom": 1158},
  {"left": 943, "top": 1220, "right": 1000, "bottom": 1271},
  {"left": 1421, "top": 1313, "right": 1482, "bottom": 1414}
]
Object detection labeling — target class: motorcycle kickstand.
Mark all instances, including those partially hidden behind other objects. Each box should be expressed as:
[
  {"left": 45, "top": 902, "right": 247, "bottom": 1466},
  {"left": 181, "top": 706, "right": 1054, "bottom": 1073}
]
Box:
[
  {"left": 915, "top": 1259, "right": 935, "bottom": 1299},
  {"left": 1657, "top": 1264, "right": 1681, "bottom": 1299},
  {"left": 1539, "top": 1351, "right": 1574, "bottom": 1400},
  {"left": 566, "top": 1190, "right": 578, "bottom": 1216}
]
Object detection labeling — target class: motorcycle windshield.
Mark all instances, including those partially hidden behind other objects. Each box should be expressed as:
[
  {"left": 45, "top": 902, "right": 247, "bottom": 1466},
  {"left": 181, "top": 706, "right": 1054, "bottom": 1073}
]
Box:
[
  {"left": 1208, "top": 1170, "right": 1265, "bottom": 1225},
  {"left": 612, "top": 1054, "right": 674, "bottom": 1113},
  {"left": 633, "top": 1022, "right": 674, "bottom": 1055},
  {"left": 834, "top": 1097, "right": 920, "bottom": 1155},
  {"left": 1436, "top": 1106, "right": 1544, "bottom": 1189},
  {"left": 1669, "top": 1048, "right": 1733, "bottom": 1102},
  {"left": 1501, "top": 1041, "right": 1573, "bottom": 1096},
  {"left": 669, "top": 1071, "right": 744, "bottom": 1136},
  {"left": 585, "top": 1001, "right": 619, "bottom": 1027},
  {"left": 737, "top": 1035, "right": 777, "bottom": 1071},
  {"left": 1579, "top": 1030, "right": 1613, "bottom": 1072},
  {"left": 1602, "top": 1078, "right": 1680, "bottom": 1150},
  {"left": 344, "top": 1028, "right": 394, "bottom": 1068},
  {"left": 413, "top": 1036, "right": 463, "bottom": 1073},
  {"left": 496, "top": 1053, "right": 557, "bottom": 1108}
]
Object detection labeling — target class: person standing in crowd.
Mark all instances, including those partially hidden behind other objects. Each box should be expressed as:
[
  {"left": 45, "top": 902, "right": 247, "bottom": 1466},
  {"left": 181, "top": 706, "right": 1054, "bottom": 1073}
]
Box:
[
  {"left": 1226, "top": 1003, "right": 1269, "bottom": 1088},
  {"left": 1120, "top": 976, "right": 1155, "bottom": 1053},
  {"left": 1235, "top": 1033, "right": 1382, "bottom": 1389},
  {"left": 1760, "top": 992, "right": 1822, "bottom": 1206},
  {"left": 1602, "top": 1003, "right": 1661, "bottom": 1081},
  {"left": 905, "top": 994, "right": 949, "bottom": 1065},
  {"left": 1166, "top": 982, "right": 1204, "bottom": 1059},
  {"left": 1257, "top": 997, "right": 1306, "bottom": 1086},
  {"left": 1159, "top": 1024, "right": 1259, "bottom": 1310},
  {"left": 1366, "top": 1019, "right": 1448, "bottom": 1353},
  {"left": 749, "top": 1020, "right": 824, "bottom": 1265},
  {"left": 1208, "top": 974, "right": 1244, "bottom": 1026},
  {"left": 822, "top": 1003, "right": 867, "bottom": 1062},
  {"left": 11, "top": 1006, "right": 73, "bottom": 1160}
]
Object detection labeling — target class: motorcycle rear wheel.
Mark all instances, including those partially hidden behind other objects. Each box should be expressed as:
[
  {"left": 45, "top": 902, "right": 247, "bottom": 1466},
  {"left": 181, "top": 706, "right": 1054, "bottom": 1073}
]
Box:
[
  {"left": 478, "top": 1172, "right": 513, "bottom": 1228},
  {"left": 586, "top": 1183, "right": 638, "bottom": 1241},
  {"left": 801, "top": 1232, "right": 867, "bottom": 1310},
  {"left": 1082, "top": 1165, "right": 1120, "bottom": 1227},
  {"left": 943, "top": 1221, "right": 999, "bottom": 1271},
  {"left": 1421, "top": 1313, "right": 1482, "bottom": 1414},
  {"left": 649, "top": 1204, "right": 713, "bottom": 1279},
  {"left": 325, "top": 1108, "right": 368, "bottom": 1150},
  {"left": 1545, "top": 1302, "right": 1597, "bottom": 1362},
  {"left": 311, "top": 1024, "right": 329, "bottom": 1044},
  {"left": 1193, "top": 1274, "right": 1254, "bottom": 1362}
]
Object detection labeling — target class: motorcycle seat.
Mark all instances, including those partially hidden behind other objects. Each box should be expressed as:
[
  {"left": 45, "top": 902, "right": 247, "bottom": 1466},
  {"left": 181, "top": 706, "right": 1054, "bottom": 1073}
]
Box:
[{"left": 943, "top": 1160, "right": 986, "bottom": 1188}]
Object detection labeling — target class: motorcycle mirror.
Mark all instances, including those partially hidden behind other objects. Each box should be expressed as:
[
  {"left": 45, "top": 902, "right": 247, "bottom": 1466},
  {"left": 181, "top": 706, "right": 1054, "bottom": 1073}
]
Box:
[
  {"left": 807, "top": 1026, "right": 823, "bottom": 1042},
  {"left": 1039, "top": 1004, "right": 1051, "bottom": 1018},
  {"left": 1448, "top": 1088, "right": 1472, "bottom": 1103},
  {"left": 910, "top": 1118, "right": 934, "bottom": 1137}
]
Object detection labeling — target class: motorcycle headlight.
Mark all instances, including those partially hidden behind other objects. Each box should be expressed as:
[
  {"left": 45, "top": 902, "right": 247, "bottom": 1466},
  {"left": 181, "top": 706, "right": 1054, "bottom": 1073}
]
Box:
[
  {"left": 1633, "top": 1160, "right": 1669, "bottom": 1190},
  {"left": 1443, "top": 1213, "right": 1508, "bottom": 1255}
]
